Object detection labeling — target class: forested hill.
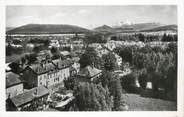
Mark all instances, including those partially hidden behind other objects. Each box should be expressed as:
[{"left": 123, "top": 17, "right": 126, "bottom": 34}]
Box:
[{"left": 6, "top": 24, "right": 91, "bottom": 34}]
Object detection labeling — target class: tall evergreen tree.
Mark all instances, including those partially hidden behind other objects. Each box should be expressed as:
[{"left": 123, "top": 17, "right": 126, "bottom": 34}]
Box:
[{"left": 74, "top": 82, "right": 113, "bottom": 111}]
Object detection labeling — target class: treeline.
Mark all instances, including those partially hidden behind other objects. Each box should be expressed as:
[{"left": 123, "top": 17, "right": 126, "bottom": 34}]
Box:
[
  {"left": 162, "top": 33, "right": 177, "bottom": 42},
  {"left": 28, "top": 38, "right": 50, "bottom": 45},
  {"left": 111, "top": 33, "right": 177, "bottom": 42},
  {"left": 114, "top": 43, "right": 177, "bottom": 101},
  {"left": 83, "top": 33, "right": 108, "bottom": 44}
]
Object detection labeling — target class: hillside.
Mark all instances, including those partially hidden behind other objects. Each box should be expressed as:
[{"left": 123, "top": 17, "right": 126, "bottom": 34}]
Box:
[
  {"left": 113, "top": 22, "right": 162, "bottom": 32},
  {"left": 127, "top": 23, "right": 161, "bottom": 31},
  {"left": 94, "top": 25, "right": 114, "bottom": 33},
  {"left": 6, "top": 27, "right": 15, "bottom": 31},
  {"left": 113, "top": 27, "right": 135, "bottom": 33},
  {"left": 94, "top": 23, "right": 162, "bottom": 33},
  {"left": 140, "top": 25, "right": 177, "bottom": 32},
  {"left": 6, "top": 24, "right": 91, "bottom": 34}
]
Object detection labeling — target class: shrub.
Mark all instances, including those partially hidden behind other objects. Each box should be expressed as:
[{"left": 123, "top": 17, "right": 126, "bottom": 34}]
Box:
[
  {"left": 121, "top": 73, "right": 138, "bottom": 93},
  {"left": 64, "top": 77, "right": 76, "bottom": 90},
  {"left": 138, "top": 69, "right": 147, "bottom": 89}
]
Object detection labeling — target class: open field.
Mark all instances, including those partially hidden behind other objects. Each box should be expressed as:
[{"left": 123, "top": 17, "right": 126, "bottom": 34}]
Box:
[{"left": 123, "top": 93, "right": 177, "bottom": 111}]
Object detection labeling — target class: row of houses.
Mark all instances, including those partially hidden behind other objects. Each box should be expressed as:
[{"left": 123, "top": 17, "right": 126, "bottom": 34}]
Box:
[
  {"left": 22, "top": 59, "right": 73, "bottom": 88},
  {"left": 6, "top": 57, "right": 81, "bottom": 111},
  {"left": 6, "top": 55, "right": 104, "bottom": 111},
  {"left": 49, "top": 39, "right": 84, "bottom": 51}
]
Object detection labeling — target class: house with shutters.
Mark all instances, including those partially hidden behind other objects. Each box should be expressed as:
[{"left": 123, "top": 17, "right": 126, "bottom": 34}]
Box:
[
  {"left": 52, "top": 59, "right": 72, "bottom": 81},
  {"left": 22, "top": 60, "right": 59, "bottom": 88},
  {"left": 22, "top": 59, "right": 73, "bottom": 88}
]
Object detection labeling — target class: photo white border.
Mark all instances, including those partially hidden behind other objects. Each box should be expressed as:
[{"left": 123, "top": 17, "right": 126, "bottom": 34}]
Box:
[{"left": 0, "top": 0, "right": 184, "bottom": 117}]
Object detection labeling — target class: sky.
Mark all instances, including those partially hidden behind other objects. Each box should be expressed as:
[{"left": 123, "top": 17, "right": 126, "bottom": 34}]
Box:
[{"left": 6, "top": 5, "right": 177, "bottom": 29}]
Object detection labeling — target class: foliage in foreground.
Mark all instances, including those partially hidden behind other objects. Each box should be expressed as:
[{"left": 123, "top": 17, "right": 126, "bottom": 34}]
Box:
[
  {"left": 74, "top": 82, "right": 113, "bottom": 111},
  {"left": 115, "top": 43, "right": 177, "bottom": 100},
  {"left": 99, "top": 71, "right": 127, "bottom": 111}
]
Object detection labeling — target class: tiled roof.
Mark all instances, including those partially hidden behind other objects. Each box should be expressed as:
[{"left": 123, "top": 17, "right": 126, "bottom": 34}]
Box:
[
  {"left": 6, "top": 72, "right": 22, "bottom": 88},
  {"left": 52, "top": 59, "right": 73, "bottom": 69},
  {"left": 78, "top": 65, "right": 102, "bottom": 78},
  {"left": 10, "top": 86, "right": 49, "bottom": 107},
  {"left": 29, "top": 62, "right": 56, "bottom": 75}
]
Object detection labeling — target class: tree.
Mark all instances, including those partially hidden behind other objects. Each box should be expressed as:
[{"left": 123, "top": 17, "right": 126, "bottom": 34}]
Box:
[
  {"left": 84, "top": 33, "right": 107, "bottom": 45},
  {"left": 25, "top": 54, "right": 37, "bottom": 65},
  {"left": 33, "top": 46, "right": 40, "bottom": 54},
  {"left": 99, "top": 71, "right": 127, "bottom": 111},
  {"left": 6, "top": 44, "right": 12, "bottom": 56},
  {"left": 43, "top": 39, "right": 50, "bottom": 48},
  {"left": 138, "top": 33, "right": 145, "bottom": 42},
  {"left": 50, "top": 47, "right": 62, "bottom": 60},
  {"left": 161, "top": 33, "right": 167, "bottom": 42},
  {"left": 165, "top": 65, "right": 177, "bottom": 101},
  {"left": 138, "top": 69, "right": 148, "bottom": 89},
  {"left": 79, "top": 47, "right": 99, "bottom": 68},
  {"left": 50, "top": 46, "right": 58, "bottom": 54},
  {"left": 21, "top": 57, "right": 26, "bottom": 65},
  {"left": 9, "top": 62, "right": 22, "bottom": 74},
  {"left": 12, "top": 39, "right": 22, "bottom": 45},
  {"left": 121, "top": 73, "right": 137, "bottom": 92},
  {"left": 161, "top": 34, "right": 176, "bottom": 42},
  {"left": 166, "top": 43, "right": 177, "bottom": 55},
  {"left": 64, "top": 76, "right": 77, "bottom": 90},
  {"left": 74, "top": 82, "right": 113, "bottom": 111},
  {"left": 100, "top": 70, "right": 113, "bottom": 88},
  {"left": 114, "top": 46, "right": 134, "bottom": 64},
  {"left": 102, "top": 52, "right": 117, "bottom": 71},
  {"left": 133, "top": 52, "right": 145, "bottom": 69}
]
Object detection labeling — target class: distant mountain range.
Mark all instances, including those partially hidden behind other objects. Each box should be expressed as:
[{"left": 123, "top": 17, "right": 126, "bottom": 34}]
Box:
[
  {"left": 118, "top": 22, "right": 162, "bottom": 31},
  {"left": 6, "top": 24, "right": 91, "bottom": 34},
  {"left": 6, "top": 23, "right": 177, "bottom": 35},
  {"left": 94, "top": 25, "right": 115, "bottom": 33},
  {"left": 94, "top": 23, "right": 177, "bottom": 33},
  {"left": 139, "top": 25, "right": 177, "bottom": 32},
  {"left": 6, "top": 27, "right": 15, "bottom": 31}
]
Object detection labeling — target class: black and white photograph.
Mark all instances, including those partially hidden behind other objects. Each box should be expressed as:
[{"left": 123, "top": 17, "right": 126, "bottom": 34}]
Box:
[
  {"left": 4, "top": 5, "right": 179, "bottom": 112},
  {"left": 0, "top": 0, "right": 183, "bottom": 115}
]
